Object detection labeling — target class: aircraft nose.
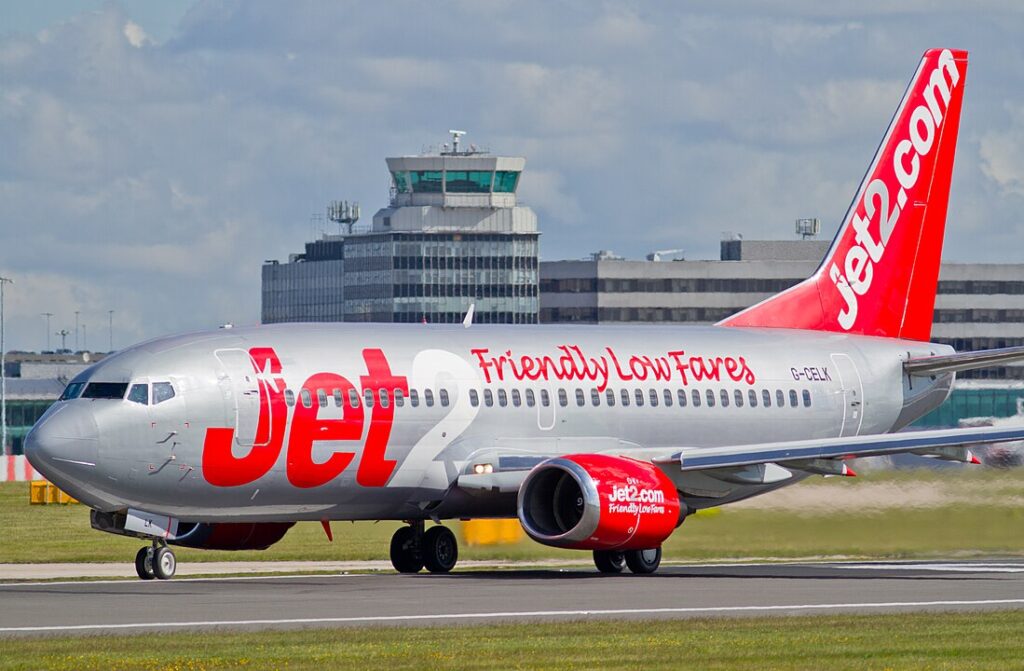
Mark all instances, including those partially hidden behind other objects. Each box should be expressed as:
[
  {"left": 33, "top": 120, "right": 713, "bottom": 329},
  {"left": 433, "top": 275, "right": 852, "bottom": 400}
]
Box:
[{"left": 25, "top": 404, "right": 100, "bottom": 478}]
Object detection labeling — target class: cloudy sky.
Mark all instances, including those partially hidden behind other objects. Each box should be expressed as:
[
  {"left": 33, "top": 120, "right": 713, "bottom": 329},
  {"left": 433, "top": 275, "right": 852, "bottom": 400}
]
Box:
[{"left": 2, "top": 1, "right": 1024, "bottom": 351}]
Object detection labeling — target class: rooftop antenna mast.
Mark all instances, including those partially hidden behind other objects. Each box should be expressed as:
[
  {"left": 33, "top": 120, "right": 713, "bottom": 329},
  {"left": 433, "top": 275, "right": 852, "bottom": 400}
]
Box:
[
  {"left": 327, "top": 200, "right": 360, "bottom": 235},
  {"left": 449, "top": 129, "right": 466, "bottom": 155}
]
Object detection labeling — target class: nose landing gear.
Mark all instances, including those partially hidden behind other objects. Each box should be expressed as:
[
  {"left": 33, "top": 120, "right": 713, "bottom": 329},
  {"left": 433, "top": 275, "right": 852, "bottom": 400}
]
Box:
[
  {"left": 134, "top": 541, "right": 177, "bottom": 580},
  {"left": 389, "top": 521, "right": 459, "bottom": 574}
]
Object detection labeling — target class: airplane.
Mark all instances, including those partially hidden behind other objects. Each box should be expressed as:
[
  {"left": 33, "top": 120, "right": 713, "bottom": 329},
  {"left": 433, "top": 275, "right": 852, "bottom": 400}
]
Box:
[{"left": 25, "top": 48, "right": 1024, "bottom": 580}]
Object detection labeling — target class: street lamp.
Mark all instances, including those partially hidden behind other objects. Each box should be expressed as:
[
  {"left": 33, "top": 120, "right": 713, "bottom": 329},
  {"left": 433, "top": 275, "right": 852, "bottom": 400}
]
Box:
[{"left": 1, "top": 276, "right": 13, "bottom": 456}]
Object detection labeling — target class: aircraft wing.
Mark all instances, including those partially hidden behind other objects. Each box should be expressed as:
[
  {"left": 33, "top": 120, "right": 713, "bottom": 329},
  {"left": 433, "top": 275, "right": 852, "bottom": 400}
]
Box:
[
  {"left": 650, "top": 425, "right": 1024, "bottom": 473},
  {"left": 905, "top": 345, "right": 1024, "bottom": 375}
]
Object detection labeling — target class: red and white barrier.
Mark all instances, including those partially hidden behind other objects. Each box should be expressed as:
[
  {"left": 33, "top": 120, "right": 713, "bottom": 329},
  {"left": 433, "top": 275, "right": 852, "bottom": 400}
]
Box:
[{"left": 2, "top": 455, "right": 42, "bottom": 482}]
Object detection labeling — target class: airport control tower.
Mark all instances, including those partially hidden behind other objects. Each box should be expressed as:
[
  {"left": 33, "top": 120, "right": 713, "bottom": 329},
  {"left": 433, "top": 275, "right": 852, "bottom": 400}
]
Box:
[{"left": 262, "top": 132, "right": 539, "bottom": 324}]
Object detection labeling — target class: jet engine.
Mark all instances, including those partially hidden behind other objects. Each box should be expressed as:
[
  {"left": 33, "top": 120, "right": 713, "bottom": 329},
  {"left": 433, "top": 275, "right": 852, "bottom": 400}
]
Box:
[
  {"left": 169, "top": 522, "right": 295, "bottom": 550},
  {"left": 517, "top": 454, "right": 682, "bottom": 550}
]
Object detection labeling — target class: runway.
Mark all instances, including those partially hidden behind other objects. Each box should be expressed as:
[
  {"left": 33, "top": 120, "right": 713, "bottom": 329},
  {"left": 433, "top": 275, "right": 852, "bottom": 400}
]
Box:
[{"left": 2, "top": 560, "right": 1024, "bottom": 636}]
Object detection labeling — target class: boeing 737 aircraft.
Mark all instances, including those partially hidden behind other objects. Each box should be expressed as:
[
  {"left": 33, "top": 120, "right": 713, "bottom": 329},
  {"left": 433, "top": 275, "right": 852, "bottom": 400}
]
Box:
[{"left": 25, "top": 49, "right": 1024, "bottom": 580}]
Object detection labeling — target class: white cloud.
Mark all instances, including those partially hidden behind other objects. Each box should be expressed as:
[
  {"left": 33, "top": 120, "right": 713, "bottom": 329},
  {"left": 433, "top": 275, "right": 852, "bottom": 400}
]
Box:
[{"left": 123, "top": 20, "right": 150, "bottom": 48}]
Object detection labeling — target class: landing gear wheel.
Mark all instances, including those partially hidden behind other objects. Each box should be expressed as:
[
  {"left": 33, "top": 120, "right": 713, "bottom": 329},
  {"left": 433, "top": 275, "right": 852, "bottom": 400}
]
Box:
[
  {"left": 593, "top": 550, "right": 626, "bottom": 574},
  {"left": 152, "top": 546, "right": 177, "bottom": 580},
  {"left": 135, "top": 547, "right": 155, "bottom": 580},
  {"left": 422, "top": 525, "right": 458, "bottom": 574},
  {"left": 624, "top": 547, "right": 662, "bottom": 574},
  {"left": 390, "top": 525, "right": 424, "bottom": 573}
]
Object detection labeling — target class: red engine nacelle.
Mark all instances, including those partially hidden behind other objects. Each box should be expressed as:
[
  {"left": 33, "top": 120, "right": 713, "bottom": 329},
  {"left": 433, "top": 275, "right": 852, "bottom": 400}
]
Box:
[
  {"left": 169, "top": 522, "right": 295, "bottom": 551},
  {"left": 517, "top": 454, "right": 682, "bottom": 551}
]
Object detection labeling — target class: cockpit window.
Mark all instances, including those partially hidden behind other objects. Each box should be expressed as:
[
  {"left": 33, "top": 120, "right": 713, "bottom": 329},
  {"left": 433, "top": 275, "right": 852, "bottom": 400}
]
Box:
[
  {"left": 152, "top": 382, "right": 175, "bottom": 404},
  {"left": 60, "top": 382, "right": 86, "bottom": 401},
  {"left": 127, "top": 384, "right": 149, "bottom": 405},
  {"left": 82, "top": 382, "right": 129, "bottom": 399}
]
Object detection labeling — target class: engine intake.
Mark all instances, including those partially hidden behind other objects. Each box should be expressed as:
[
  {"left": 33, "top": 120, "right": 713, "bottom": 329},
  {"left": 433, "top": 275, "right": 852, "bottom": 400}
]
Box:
[
  {"left": 517, "top": 454, "right": 682, "bottom": 551},
  {"left": 170, "top": 522, "right": 295, "bottom": 550}
]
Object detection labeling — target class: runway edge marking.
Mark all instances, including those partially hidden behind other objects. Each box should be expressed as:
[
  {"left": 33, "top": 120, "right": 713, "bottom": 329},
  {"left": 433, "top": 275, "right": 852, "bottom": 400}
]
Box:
[{"left": 4, "top": 599, "right": 1024, "bottom": 634}]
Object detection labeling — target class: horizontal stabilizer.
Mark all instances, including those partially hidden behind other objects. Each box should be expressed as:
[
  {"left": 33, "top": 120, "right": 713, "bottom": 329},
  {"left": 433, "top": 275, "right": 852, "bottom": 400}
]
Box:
[{"left": 905, "top": 345, "right": 1024, "bottom": 375}]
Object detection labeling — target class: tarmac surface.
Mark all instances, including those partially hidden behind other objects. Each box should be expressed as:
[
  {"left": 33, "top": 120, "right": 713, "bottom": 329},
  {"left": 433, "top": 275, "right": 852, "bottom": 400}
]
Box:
[{"left": 2, "top": 559, "right": 1024, "bottom": 636}]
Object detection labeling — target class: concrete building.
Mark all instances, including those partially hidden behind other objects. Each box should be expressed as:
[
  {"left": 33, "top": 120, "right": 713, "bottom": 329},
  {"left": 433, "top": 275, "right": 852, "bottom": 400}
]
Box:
[
  {"left": 262, "top": 135, "right": 539, "bottom": 325},
  {"left": 540, "top": 238, "right": 1024, "bottom": 382}
]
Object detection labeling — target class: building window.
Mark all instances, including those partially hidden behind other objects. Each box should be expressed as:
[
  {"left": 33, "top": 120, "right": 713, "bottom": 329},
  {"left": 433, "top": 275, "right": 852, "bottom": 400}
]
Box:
[
  {"left": 493, "top": 171, "right": 520, "bottom": 193},
  {"left": 410, "top": 170, "right": 443, "bottom": 193},
  {"left": 445, "top": 171, "right": 493, "bottom": 193}
]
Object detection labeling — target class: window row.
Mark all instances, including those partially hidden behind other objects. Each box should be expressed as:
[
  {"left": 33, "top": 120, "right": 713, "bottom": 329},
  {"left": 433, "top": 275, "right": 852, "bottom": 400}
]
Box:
[{"left": 282, "top": 386, "right": 814, "bottom": 411}]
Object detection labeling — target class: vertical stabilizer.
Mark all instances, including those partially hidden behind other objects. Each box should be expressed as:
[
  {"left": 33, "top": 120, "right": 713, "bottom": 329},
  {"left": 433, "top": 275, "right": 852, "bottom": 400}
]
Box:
[{"left": 721, "top": 49, "right": 968, "bottom": 341}]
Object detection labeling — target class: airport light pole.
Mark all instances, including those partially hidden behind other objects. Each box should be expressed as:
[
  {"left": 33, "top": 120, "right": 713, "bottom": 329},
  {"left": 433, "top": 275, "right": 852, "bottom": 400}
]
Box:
[
  {"left": 41, "top": 312, "right": 53, "bottom": 351},
  {"left": 108, "top": 310, "right": 114, "bottom": 352},
  {"left": 1, "top": 276, "right": 12, "bottom": 456},
  {"left": 74, "top": 311, "right": 80, "bottom": 351}
]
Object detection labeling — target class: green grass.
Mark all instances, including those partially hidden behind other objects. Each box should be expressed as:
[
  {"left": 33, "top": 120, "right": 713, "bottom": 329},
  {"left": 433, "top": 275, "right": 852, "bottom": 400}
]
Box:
[
  {"left": 2, "top": 467, "right": 1024, "bottom": 565},
  {"left": 2, "top": 611, "right": 1023, "bottom": 670}
]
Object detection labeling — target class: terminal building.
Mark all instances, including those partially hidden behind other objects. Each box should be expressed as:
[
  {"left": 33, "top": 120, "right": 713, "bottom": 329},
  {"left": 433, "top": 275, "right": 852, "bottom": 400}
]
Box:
[{"left": 262, "top": 133, "right": 539, "bottom": 325}]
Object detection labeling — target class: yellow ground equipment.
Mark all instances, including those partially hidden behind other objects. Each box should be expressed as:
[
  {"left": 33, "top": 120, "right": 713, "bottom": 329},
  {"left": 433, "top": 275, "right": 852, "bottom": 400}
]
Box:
[
  {"left": 29, "top": 480, "right": 79, "bottom": 505},
  {"left": 461, "top": 518, "right": 523, "bottom": 546}
]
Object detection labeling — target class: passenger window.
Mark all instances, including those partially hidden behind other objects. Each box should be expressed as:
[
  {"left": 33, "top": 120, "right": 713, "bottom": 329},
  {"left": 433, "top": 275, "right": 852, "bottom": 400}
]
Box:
[
  {"left": 484, "top": 389, "right": 494, "bottom": 407},
  {"left": 692, "top": 389, "right": 701, "bottom": 407},
  {"left": 469, "top": 389, "right": 480, "bottom": 407},
  {"left": 317, "top": 389, "right": 328, "bottom": 408},
  {"left": 734, "top": 389, "right": 744, "bottom": 407},
  {"left": 512, "top": 389, "right": 522, "bottom": 407},
  {"left": 152, "top": 382, "right": 175, "bottom": 404},
  {"left": 606, "top": 389, "right": 616, "bottom": 407},
  {"left": 395, "top": 388, "right": 405, "bottom": 407},
  {"left": 497, "top": 389, "right": 507, "bottom": 407},
  {"left": 525, "top": 389, "right": 536, "bottom": 407},
  {"left": 349, "top": 388, "right": 360, "bottom": 408},
  {"left": 540, "top": 389, "right": 550, "bottom": 407},
  {"left": 720, "top": 389, "right": 729, "bottom": 407},
  {"left": 802, "top": 389, "right": 812, "bottom": 407},
  {"left": 706, "top": 389, "right": 716, "bottom": 407},
  {"left": 285, "top": 389, "right": 295, "bottom": 407},
  {"left": 762, "top": 389, "right": 771, "bottom": 407},
  {"left": 410, "top": 389, "right": 420, "bottom": 407},
  {"left": 439, "top": 389, "right": 449, "bottom": 407},
  {"left": 333, "top": 389, "right": 343, "bottom": 407},
  {"left": 748, "top": 389, "right": 758, "bottom": 407},
  {"left": 127, "top": 384, "right": 149, "bottom": 405},
  {"left": 301, "top": 389, "right": 313, "bottom": 409},
  {"left": 591, "top": 389, "right": 601, "bottom": 407},
  {"left": 621, "top": 389, "right": 630, "bottom": 406},
  {"left": 789, "top": 390, "right": 799, "bottom": 407},
  {"left": 558, "top": 389, "right": 568, "bottom": 407},
  {"left": 776, "top": 389, "right": 785, "bottom": 407},
  {"left": 364, "top": 388, "right": 374, "bottom": 408},
  {"left": 677, "top": 389, "right": 687, "bottom": 407},
  {"left": 649, "top": 389, "right": 659, "bottom": 407},
  {"left": 575, "top": 389, "right": 585, "bottom": 407},
  {"left": 663, "top": 389, "right": 673, "bottom": 407},
  {"left": 380, "top": 388, "right": 391, "bottom": 408},
  {"left": 424, "top": 389, "right": 435, "bottom": 407}
]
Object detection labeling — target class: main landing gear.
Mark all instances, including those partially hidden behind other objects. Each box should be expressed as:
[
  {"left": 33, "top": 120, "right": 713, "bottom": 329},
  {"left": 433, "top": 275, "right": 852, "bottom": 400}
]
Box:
[
  {"left": 593, "top": 547, "right": 662, "bottom": 575},
  {"left": 390, "top": 521, "right": 459, "bottom": 574},
  {"left": 135, "top": 541, "right": 177, "bottom": 580}
]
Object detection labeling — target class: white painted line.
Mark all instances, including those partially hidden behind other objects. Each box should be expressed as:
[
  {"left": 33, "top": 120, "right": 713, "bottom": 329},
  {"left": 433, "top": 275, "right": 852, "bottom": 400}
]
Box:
[
  {"left": 4, "top": 599, "right": 1024, "bottom": 634},
  {"left": 0, "top": 573, "right": 375, "bottom": 589},
  {"left": 839, "top": 563, "right": 1024, "bottom": 573}
]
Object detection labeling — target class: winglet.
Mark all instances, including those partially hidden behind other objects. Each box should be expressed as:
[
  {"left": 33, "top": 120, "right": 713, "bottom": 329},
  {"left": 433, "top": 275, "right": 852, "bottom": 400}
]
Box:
[{"left": 463, "top": 303, "right": 475, "bottom": 328}]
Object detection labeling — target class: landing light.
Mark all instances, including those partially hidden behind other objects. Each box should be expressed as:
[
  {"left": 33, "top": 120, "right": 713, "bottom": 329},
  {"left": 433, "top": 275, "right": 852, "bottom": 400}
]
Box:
[{"left": 472, "top": 463, "right": 494, "bottom": 475}]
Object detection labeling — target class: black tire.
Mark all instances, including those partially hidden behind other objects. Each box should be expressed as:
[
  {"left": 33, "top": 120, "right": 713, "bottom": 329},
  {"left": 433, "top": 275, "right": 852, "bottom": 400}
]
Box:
[
  {"left": 624, "top": 547, "right": 662, "bottom": 575},
  {"left": 422, "top": 525, "right": 458, "bottom": 574},
  {"left": 593, "top": 550, "right": 626, "bottom": 574},
  {"left": 390, "top": 526, "right": 424, "bottom": 573},
  {"left": 153, "top": 547, "right": 177, "bottom": 580},
  {"left": 135, "top": 547, "right": 155, "bottom": 580}
]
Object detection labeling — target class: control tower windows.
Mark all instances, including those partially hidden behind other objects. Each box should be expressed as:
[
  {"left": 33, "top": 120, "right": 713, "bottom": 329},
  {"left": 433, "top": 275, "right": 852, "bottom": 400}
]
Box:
[
  {"left": 410, "top": 171, "right": 443, "bottom": 193},
  {"left": 493, "top": 171, "right": 520, "bottom": 193},
  {"left": 446, "top": 171, "right": 493, "bottom": 193},
  {"left": 391, "top": 171, "right": 410, "bottom": 193}
]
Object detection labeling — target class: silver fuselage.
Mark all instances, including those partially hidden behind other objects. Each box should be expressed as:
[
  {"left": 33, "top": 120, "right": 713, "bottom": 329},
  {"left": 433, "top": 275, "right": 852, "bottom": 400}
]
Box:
[{"left": 26, "top": 323, "right": 953, "bottom": 522}]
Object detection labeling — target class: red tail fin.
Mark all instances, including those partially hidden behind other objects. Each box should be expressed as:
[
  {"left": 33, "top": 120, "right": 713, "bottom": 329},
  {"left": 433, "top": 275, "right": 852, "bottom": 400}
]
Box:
[{"left": 721, "top": 49, "right": 968, "bottom": 341}]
